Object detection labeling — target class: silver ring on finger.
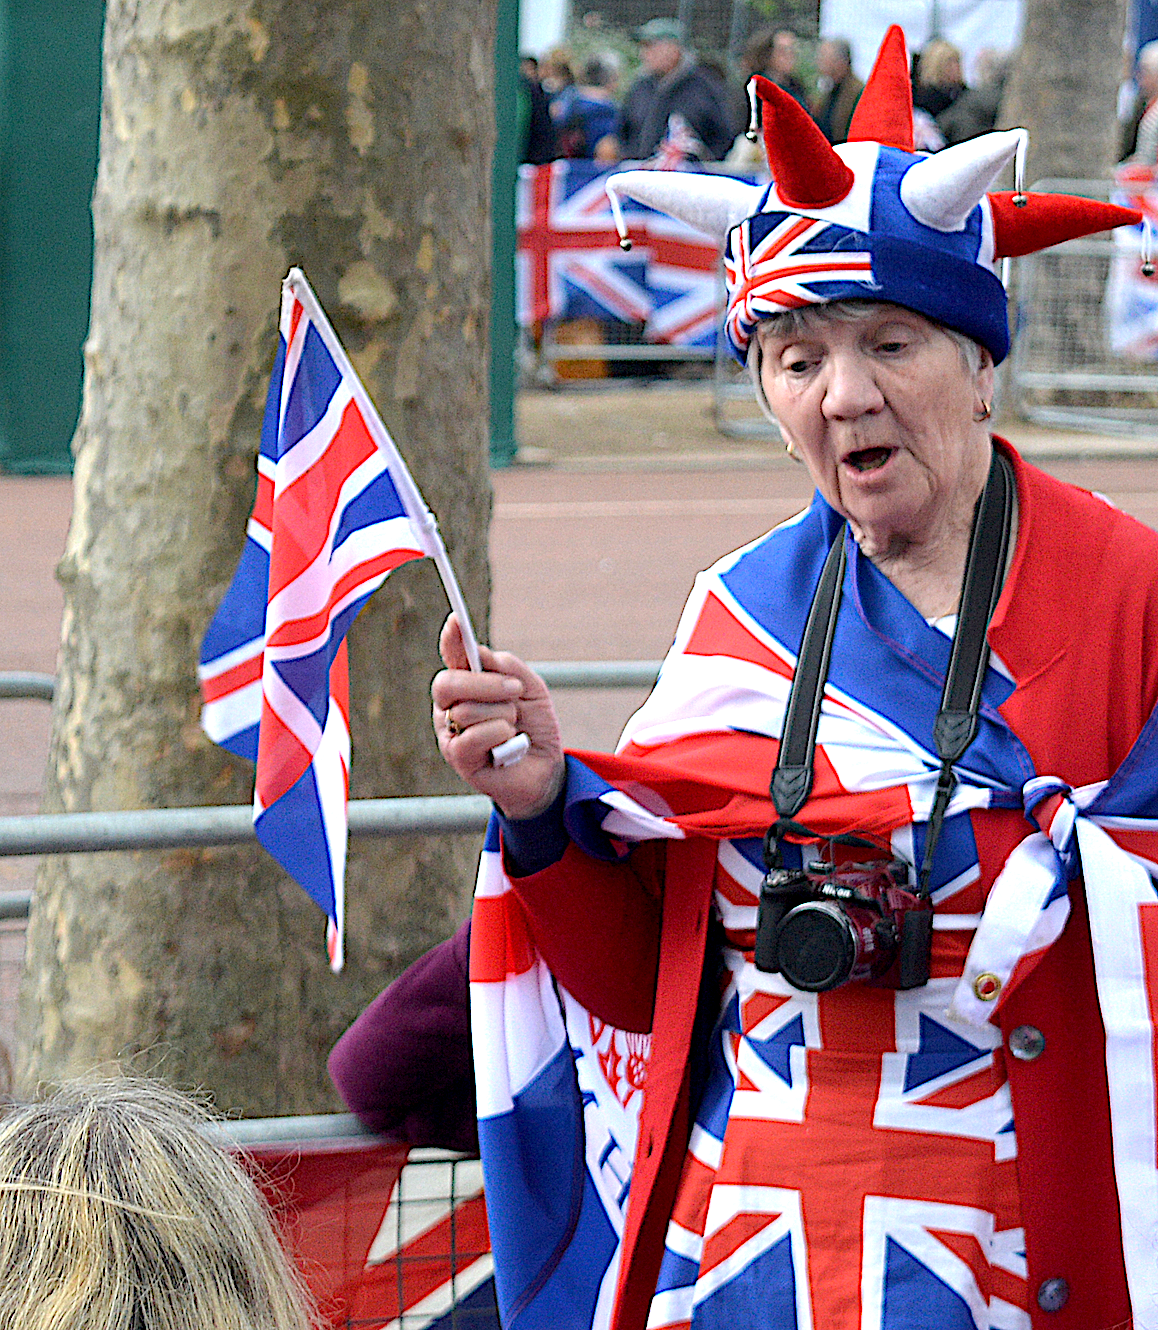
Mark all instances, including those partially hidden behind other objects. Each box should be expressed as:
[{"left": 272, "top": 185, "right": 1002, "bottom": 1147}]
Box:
[{"left": 445, "top": 713, "right": 461, "bottom": 737}]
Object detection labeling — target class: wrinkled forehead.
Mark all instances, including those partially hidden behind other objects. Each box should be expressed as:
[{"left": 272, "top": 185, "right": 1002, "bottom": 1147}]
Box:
[{"left": 755, "top": 300, "right": 932, "bottom": 346}]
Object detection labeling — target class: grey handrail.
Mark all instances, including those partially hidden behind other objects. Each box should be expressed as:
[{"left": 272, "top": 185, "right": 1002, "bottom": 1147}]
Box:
[
  {"left": 0, "top": 661, "right": 662, "bottom": 703},
  {"left": 0, "top": 794, "right": 493, "bottom": 858}
]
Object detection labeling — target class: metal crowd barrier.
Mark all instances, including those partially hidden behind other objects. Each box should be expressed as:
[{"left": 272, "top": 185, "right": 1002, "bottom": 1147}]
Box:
[
  {"left": 1006, "top": 176, "right": 1158, "bottom": 442},
  {"left": 0, "top": 660, "right": 664, "bottom": 920},
  {"left": 213, "top": 1115, "right": 496, "bottom": 1327}
]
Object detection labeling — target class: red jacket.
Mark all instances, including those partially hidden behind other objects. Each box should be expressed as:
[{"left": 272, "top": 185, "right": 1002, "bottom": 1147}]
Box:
[{"left": 511, "top": 448, "right": 1158, "bottom": 1330}]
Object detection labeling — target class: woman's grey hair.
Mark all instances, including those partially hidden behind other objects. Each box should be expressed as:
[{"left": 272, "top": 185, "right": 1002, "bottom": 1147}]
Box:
[
  {"left": 0, "top": 1077, "right": 317, "bottom": 1330},
  {"left": 746, "top": 299, "right": 985, "bottom": 422}
]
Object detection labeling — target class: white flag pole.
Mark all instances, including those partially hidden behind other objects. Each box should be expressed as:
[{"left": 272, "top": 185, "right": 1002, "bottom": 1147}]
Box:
[{"left": 284, "top": 268, "right": 530, "bottom": 766}]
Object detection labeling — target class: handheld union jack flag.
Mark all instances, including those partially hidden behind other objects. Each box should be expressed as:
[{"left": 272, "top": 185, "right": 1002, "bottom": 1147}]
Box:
[{"left": 199, "top": 268, "right": 481, "bottom": 971}]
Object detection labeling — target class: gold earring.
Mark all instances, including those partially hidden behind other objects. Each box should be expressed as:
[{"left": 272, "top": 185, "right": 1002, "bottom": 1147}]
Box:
[
  {"left": 973, "top": 400, "right": 992, "bottom": 423},
  {"left": 784, "top": 439, "right": 798, "bottom": 460}
]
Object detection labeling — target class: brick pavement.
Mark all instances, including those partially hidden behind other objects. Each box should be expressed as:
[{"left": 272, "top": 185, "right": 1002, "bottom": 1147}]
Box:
[{"left": 2, "top": 387, "right": 1158, "bottom": 1071}]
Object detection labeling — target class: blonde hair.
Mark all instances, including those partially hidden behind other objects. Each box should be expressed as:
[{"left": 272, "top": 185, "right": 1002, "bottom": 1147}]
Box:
[
  {"left": 917, "top": 39, "right": 962, "bottom": 87},
  {"left": 0, "top": 1078, "right": 317, "bottom": 1330}
]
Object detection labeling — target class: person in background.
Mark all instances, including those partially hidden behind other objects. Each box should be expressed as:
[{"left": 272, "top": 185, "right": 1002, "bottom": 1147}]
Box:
[
  {"left": 936, "top": 47, "right": 1008, "bottom": 146},
  {"left": 728, "top": 27, "right": 810, "bottom": 165},
  {"left": 0, "top": 1078, "right": 317, "bottom": 1330},
  {"left": 541, "top": 47, "right": 579, "bottom": 129},
  {"left": 558, "top": 52, "right": 623, "bottom": 160},
  {"left": 1125, "top": 40, "right": 1158, "bottom": 163},
  {"left": 764, "top": 28, "right": 810, "bottom": 107},
  {"left": 329, "top": 920, "right": 478, "bottom": 1154},
  {"left": 518, "top": 58, "right": 556, "bottom": 165},
  {"left": 811, "top": 36, "right": 864, "bottom": 143},
  {"left": 913, "top": 38, "right": 966, "bottom": 119},
  {"left": 612, "top": 17, "right": 735, "bottom": 162}
]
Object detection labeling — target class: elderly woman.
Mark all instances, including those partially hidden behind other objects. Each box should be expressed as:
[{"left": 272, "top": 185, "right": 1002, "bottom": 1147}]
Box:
[{"left": 433, "top": 28, "right": 1153, "bottom": 1330}]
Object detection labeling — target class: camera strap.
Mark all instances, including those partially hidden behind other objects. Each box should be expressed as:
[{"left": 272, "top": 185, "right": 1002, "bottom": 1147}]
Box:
[{"left": 766, "top": 448, "right": 1015, "bottom": 894}]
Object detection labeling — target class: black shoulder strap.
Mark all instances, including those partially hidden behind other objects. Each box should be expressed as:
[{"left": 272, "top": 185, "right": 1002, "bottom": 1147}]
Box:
[
  {"left": 768, "top": 449, "right": 1015, "bottom": 892},
  {"left": 770, "top": 529, "right": 847, "bottom": 821}
]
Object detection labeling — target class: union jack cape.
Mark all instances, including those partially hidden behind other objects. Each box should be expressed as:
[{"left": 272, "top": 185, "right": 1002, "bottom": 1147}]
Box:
[{"left": 470, "top": 446, "right": 1158, "bottom": 1329}]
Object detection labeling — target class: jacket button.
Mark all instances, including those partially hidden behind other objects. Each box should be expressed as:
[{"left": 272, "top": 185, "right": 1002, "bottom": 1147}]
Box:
[
  {"left": 1037, "top": 1278, "right": 1069, "bottom": 1312},
  {"left": 1009, "top": 1025, "right": 1046, "bottom": 1061}
]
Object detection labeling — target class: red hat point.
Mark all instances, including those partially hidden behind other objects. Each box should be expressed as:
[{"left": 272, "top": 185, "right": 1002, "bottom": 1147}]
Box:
[
  {"left": 846, "top": 24, "right": 914, "bottom": 151},
  {"left": 754, "top": 75, "right": 854, "bottom": 210},
  {"left": 989, "top": 192, "right": 1143, "bottom": 258}
]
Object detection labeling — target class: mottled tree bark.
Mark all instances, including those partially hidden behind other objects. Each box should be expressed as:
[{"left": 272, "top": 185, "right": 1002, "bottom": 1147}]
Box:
[
  {"left": 17, "top": 0, "right": 496, "bottom": 1113},
  {"left": 1000, "top": 0, "right": 1126, "bottom": 186}
]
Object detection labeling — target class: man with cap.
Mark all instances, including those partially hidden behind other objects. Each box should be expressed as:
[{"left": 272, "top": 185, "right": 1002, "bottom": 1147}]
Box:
[{"left": 613, "top": 17, "right": 735, "bottom": 162}]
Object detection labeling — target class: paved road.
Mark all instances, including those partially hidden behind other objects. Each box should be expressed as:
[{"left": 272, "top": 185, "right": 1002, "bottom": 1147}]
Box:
[{"left": 9, "top": 441, "right": 1158, "bottom": 824}]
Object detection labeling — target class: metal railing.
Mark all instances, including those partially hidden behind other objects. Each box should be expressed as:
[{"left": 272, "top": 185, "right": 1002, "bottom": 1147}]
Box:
[
  {"left": 0, "top": 659, "right": 664, "bottom": 919},
  {"left": 0, "top": 662, "right": 660, "bottom": 705}
]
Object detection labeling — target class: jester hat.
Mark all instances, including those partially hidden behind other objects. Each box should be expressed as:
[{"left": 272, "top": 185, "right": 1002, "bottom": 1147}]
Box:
[{"left": 606, "top": 25, "right": 1141, "bottom": 364}]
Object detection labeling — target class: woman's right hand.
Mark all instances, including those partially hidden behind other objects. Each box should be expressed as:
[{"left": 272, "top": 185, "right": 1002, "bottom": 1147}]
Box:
[{"left": 431, "top": 614, "right": 566, "bottom": 821}]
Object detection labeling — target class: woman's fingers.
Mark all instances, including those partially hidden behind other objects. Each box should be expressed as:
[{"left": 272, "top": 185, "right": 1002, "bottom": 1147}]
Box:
[{"left": 431, "top": 614, "right": 566, "bottom": 819}]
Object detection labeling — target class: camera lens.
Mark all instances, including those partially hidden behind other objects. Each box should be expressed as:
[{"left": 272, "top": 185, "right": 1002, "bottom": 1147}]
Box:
[{"left": 775, "top": 901, "right": 858, "bottom": 991}]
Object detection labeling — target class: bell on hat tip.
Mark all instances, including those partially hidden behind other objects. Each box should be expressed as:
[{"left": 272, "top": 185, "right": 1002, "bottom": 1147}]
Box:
[
  {"left": 1144, "top": 261, "right": 1155, "bottom": 276},
  {"left": 619, "top": 237, "right": 633, "bottom": 251},
  {"left": 1013, "top": 193, "right": 1027, "bottom": 207}
]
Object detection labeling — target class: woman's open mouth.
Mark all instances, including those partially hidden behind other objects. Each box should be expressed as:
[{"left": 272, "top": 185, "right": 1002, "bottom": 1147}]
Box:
[{"left": 843, "top": 446, "right": 895, "bottom": 473}]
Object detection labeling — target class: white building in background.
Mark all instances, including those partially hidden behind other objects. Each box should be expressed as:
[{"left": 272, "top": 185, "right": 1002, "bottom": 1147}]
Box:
[
  {"left": 521, "top": 0, "right": 571, "bottom": 57},
  {"left": 821, "top": 0, "right": 1024, "bottom": 83}
]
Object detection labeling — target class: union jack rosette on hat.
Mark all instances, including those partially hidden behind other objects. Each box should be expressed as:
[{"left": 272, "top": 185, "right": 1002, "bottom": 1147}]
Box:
[{"left": 606, "top": 25, "right": 1141, "bottom": 363}]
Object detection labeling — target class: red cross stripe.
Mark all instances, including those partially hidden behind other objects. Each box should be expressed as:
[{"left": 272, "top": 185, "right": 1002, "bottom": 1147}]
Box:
[
  {"left": 696, "top": 984, "right": 1029, "bottom": 1324},
  {"left": 724, "top": 214, "right": 873, "bottom": 352},
  {"left": 516, "top": 163, "right": 650, "bottom": 326}
]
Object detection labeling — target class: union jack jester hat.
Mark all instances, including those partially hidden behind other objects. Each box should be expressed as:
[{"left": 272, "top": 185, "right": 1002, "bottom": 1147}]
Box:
[{"left": 605, "top": 25, "right": 1142, "bottom": 364}]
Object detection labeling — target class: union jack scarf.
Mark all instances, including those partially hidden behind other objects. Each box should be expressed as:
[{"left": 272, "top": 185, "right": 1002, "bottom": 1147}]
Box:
[{"left": 471, "top": 480, "right": 1158, "bottom": 1330}]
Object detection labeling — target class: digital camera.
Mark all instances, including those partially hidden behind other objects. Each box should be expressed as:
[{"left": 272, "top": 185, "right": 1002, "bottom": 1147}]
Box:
[{"left": 753, "top": 858, "right": 933, "bottom": 992}]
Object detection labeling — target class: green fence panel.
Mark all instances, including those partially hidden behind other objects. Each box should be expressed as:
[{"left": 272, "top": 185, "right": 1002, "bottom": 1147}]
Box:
[{"left": 0, "top": 0, "right": 103, "bottom": 474}]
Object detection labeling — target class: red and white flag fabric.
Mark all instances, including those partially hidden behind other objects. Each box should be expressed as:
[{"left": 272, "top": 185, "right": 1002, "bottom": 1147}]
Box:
[
  {"left": 198, "top": 269, "right": 445, "bottom": 970},
  {"left": 516, "top": 160, "right": 740, "bottom": 350},
  {"left": 1107, "top": 165, "right": 1158, "bottom": 359},
  {"left": 240, "top": 1134, "right": 499, "bottom": 1329}
]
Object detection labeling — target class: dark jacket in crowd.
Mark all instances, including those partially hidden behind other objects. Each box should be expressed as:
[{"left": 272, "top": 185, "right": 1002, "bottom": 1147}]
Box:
[
  {"left": 519, "top": 74, "right": 557, "bottom": 165},
  {"left": 936, "top": 82, "right": 1002, "bottom": 146},
  {"left": 812, "top": 71, "right": 864, "bottom": 144},
  {"left": 617, "top": 55, "right": 736, "bottom": 161}
]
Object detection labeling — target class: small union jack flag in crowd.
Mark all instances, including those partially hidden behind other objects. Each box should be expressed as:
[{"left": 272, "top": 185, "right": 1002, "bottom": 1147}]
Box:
[{"left": 199, "top": 268, "right": 463, "bottom": 971}]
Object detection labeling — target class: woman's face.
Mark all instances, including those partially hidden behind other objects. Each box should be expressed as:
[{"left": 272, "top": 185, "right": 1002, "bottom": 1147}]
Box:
[{"left": 757, "top": 306, "right": 994, "bottom": 560}]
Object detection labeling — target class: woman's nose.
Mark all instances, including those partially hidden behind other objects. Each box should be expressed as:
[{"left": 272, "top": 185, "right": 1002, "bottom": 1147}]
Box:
[{"left": 820, "top": 352, "right": 886, "bottom": 420}]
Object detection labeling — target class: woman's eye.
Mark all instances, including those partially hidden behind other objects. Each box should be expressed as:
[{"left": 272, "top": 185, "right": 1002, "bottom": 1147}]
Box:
[
  {"left": 877, "top": 340, "right": 906, "bottom": 354},
  {"left": 784, "top": 358, "right": 812, "bottom": 374}
]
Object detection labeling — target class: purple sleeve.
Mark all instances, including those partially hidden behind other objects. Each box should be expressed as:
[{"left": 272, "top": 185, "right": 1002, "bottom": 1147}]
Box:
[{"left": 328, "top": 919, "right": 478, "bottom": 1154}]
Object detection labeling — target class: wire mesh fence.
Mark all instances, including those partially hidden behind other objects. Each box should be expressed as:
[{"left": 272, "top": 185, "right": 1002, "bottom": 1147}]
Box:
[
  {"left": 1006, "top": 179, "right": 1158, "bottom": 440},
  {"left": 239, "top": 1133, "right": 498, "bottom": 1330}
]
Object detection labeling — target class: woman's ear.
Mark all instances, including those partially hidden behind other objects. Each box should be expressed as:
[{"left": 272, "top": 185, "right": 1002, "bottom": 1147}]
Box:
[{"left": 976, "top": 346, "right": 995, "bottom": 399}]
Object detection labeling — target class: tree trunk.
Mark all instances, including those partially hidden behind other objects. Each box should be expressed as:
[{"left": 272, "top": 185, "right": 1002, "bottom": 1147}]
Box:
[
  {"left": 17, "top": 0, "right": 496, "bottom": 1114},
  {"left": 1000, "top": 0, "right": 1126, "bottom": 187}
]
